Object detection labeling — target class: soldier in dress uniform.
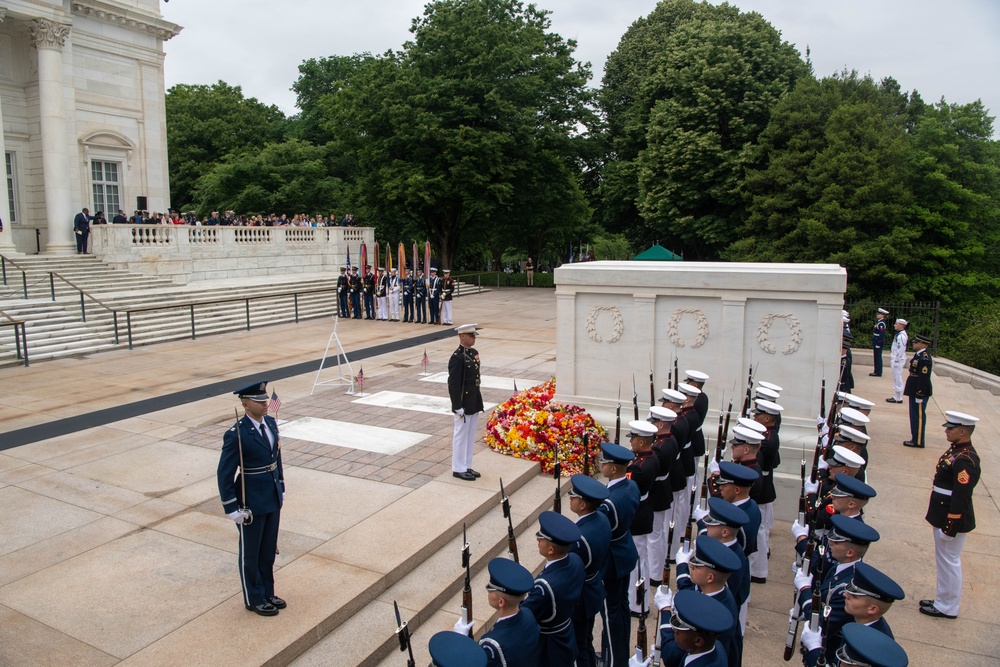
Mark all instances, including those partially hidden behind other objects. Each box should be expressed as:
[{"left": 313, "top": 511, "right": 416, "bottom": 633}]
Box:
[
  {"left": 453, "top": 557, "right": 540, "bottom": 667},
  {"left": 598, "top": 442, "right": 640, "bottom": 667},
  {"left": 336, "top": 267, "right": 349, "bottom": 318},
  {"left": 627, "top": 420, "right": 661, "bottom": 614},
  {"left": 349, "top": 266, "right": 362, "bottom": 319},
  {"left": 921, "top": 411, "right": 981, "bottom": 619},
  {"left": 830, "top": 425, "right": 871, "bottom": 483},
  {"left": 683, "top": 370, "right": 711, "bottom": 470},
  {"left": 568, "top": 474, "right": 612, "bottom": 667},
  {"left": 749, "top": 398, "right": 782, "bottom": 584},
  {"left": 401, "top": 267, "right": 415, "bottom": 322},
  {"left": 363, "top": 265, "right": 376, "bottom": 319},
  {"left": 442, "top": 268, "right": 455, "bottom": 325},
  {"left": 429, "top": 631, "right": 487, "bottom": 667},
  {"left": 870, "top": 307, "right": 889, "bottom": 376},
  {"left": 639, "top": 589, "right": 732, "bottom": 667},
  {"left": 522, "top": 511, "right": 586, "bottom": 667},
  {"left": 388, "top": 267, "right": 401, "bottom": 321},
  {"left": 661, "top": 388, "right": 691, "bottom": 561},
  {"left": 217, "top": 381, "right": 286, "bottom": 616},
  {"left": 886, "top": 319, "right": 908, "bottom": 403},
  {"left": 840, "top": 332, "right": 855, "bottom": 394},
  {"left": 647, "top": 405, "right": 679, "bottom": 591},
  {"left": 428, "top": 267, "right": 442, "bottom": 324},
  {"left": 699, "top": 498, "right": 750, "bottom": 630},
  {"left": 903, "top": 333, "right": 933, "bottom": 448},
  {"left": 828, "top": 623, "right": 908, "bottom": 667},
  {"left": 375, "top": 267, "right": 389, "bottom": 320},
  {"left": 448, "top": 324, "right": 484, "bottom": 481},
  {"left": 414, "top": 268, "right": 428, "bottom": 323}
]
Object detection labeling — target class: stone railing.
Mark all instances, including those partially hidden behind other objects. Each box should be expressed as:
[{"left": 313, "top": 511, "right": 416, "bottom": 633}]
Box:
[{"left": 90, "top": 225, "right": 376, "bottom": 283}]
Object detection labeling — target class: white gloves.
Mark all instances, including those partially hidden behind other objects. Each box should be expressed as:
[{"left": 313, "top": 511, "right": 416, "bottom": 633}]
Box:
[
  {"left": 915, "top": 398, "right": 923, "bottom": 404},
  {"left": 628, "top": 650, "right": 652, "bottom": 667},
  {"left": 453, "top": 618, "right": 474, "bottom": 636},
  {"left": 675, "top": 545, "right": 692, "bottom": 566},
  {"left": 800, "top": 624, "right": 823, "bottom": 651},
  {"left": 227, "top": 509, "right": 249, "bottom": 524},
  {"left": 794, "top": 567, "right": 813, "bottom": 591},
  {"left": 817, "top": 457, "right": 829, "bottom": 471},
  {"left": 692, "top": 505, "right": 710, "bottom": 522},
  {"left": 653, "top": 585, "right": 674, "bottom": 610},
  {"left": 454, "top": 408, "right": 465, "bottom": 418},
  {"left": 791, "top": 519, "right": 809, "bottom": 540},
  {"left": 804, "top": 479, "right": 819, "bottom": 495},
  {"left": 708, "top": 459, "right": 720, "bottom": 475}
]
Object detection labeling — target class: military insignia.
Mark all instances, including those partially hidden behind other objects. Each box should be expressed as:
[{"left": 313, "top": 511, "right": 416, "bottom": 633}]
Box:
[
  {"left": 957, "top": 470, "right": 971, "bottom": 484},
  {"left": 922, "top": 367, "right": 929, "bottom": 373}
]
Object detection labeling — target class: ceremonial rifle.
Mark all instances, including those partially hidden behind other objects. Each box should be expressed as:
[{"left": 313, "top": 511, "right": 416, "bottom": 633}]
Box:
[
  {"left": 662, "top": 520, "right": 675, "bottom": 585},
  {"left": 500, "top": 478, "right": 519, "bottom": 563},
  {"left": 673, "top": 356, "right": 680, "bottom": 391},
  {"left": 615, "top": 384, "right": 622, "bottom": 445},
  {"left": 741, "top": 363, "right": 757, "bottom": 417},
  {"left": 393, "top": 600, "right": 416, "bottom": 667},
  {"left": 815, "top": 576, "right": 835, "bottom": 667},
  {"left": 810, "top": 363, "right": 845, "bottom": 484},
  {"left": 649, "top": 354, "right": 656, "bottom": 408},
  {"left": 632, "top": 375, "right": 639, "bottom": 421},
  {"left": 552, "top": 444, "right": 562, "bottom": 513},
  {"left": 234, "top": 408, "right": 252, "bottom": 525},
  {"left": 582, "top": 432, "right": 590, "bottom": 478},
  {"left": 461, "top": 523, "right": 473, "bottom": 637},
  {"left": 635, "top": 560, "right": 648, "bottom": 661},
  {"left": 666, "top": 357, "right": 673, "bottom": 400}
]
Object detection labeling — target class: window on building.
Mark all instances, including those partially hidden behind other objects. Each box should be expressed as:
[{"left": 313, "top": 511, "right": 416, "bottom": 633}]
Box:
[
  {"left": 5, "top": 152, "right": 16, "bottom": 224},
  {"left": 91, "top": 160, "right": 121, "bottom": 215}
]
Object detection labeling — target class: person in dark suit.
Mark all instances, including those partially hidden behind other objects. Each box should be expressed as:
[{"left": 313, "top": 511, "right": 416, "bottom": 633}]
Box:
[
  {"left": 401, "top": 267, "right": 415, "bottom": 322},
  {"left": 74, "top": 207, "right": 92, "bottom": 254},
  {"left": 568, "top": 474, "right": 612, "bottom": 667},
  {"left": 448, "top": 324, "right": 484, "bottom": 481},
  {"left": 870, "top": 308, "right": 889, "bottom": 376},
  {"left": 903, "top": 333, "right": 933, "bottom": 448},
  {"left": 217, "top": 380, "right": 285, "bottom": 616},
  {"left": 349, "top": 266, "right": 362, "bottom": 319},
  {"left": 363, "top": 265, "right": 376, "bottom": 319},
  {"left": 336, "top": 267, "right": 350, "bottom": 317},
  {"left": 414, "top": 269, "right": 427, "bottom": 323},
  {"left": 428, "top": 267, "right": 442, "bottom": 324}
]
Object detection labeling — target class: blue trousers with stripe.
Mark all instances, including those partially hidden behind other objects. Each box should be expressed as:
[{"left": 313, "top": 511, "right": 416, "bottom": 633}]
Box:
[
  {"left": 236, "top": 509, "right": 280, "bottom": 607},
  {"left": 909, "top": 396, "right": 927, "bottom": 447}
]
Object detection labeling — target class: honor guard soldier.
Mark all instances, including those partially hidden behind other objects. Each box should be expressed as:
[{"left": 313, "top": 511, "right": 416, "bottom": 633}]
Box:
[
  {"left": 429, "top": 631, "right": 487, "bottom": 667},
  {"left": 349, "top": 266, "right": 362, "bottom": 319},
  {"left": 375, "top": 267, "right": 389, "bottom": 320},
  {"left": 428, "top": 267, "right": 442, "bottom": 324},
  {"left": 699, "top": 498, "right": 750, "bottom": 629},
  {"left": 388, "top": 267, "right": 401, "bottom": 321},
  {"left": 568, "top": 474, "right": 612, "bottom": 667},
  {"left": 442, "top": 269, "right": 455, "bottom": 325},
  {"left": 793, "top": 474, "right": 876, "bottom": 572},
  {"left": 750, "top": 398, "right": 782, "bottom": 583},
  {"left": 639, "top": 589, "right": 732, "bottom": 667},
  {"left": 903, "top": 333, "right": 933, "bottom": 448},
  {"left": 887, "top": 319, "right": 908, "bottom": 403},
  {"left": 921, "top": 411, "right": 981, "bottom": 619},
  {"left": 597, "top": 442, "right": 640, "bottom": 667},
  {"left": 831, "top": 425, "right": 871, "bottom": 483},
  {"left": 627, "top": 419, "right": 661, "bottom": 613},
  {"left": 661, "top": 387, "right": 691, "bottom": 560},
  {"left": 714, "top": 461, "right": 761, "bottom": 560},
  {"left": 217, "top": 381, "right": 285, "bottom": 616},
  {"left": 683, "top": 370, "right": 711, "bottom": 461},
  {"left": 828, "top": 623, "right": 908, "bottom": 667},
  {"left": 401, "top": 267, "right": 415, "bottom": 322},
  {"left": 522, "top": 511, "right": 586, "bottom": 667},
  {"left": 648, "top": 405, "right": 679, "bottom": 591},
  {"left": 871, "top": 307, "right": 889, "bottom": 376},
  {"left": 453, "top": 557, "right": 541, "bottom": 667},
  {"left": 800, "top": 560, "right": 904, "bottom": 664},
  {"left": 414, "top": 268, "right": 428, "bottom": 323},
  {"left": 675, "top": 383, "right": 702, "bottom": 529},
  {"left": 841, "top": 332, "right": 855, "bottom": 394},
  {"left": 336, "top": 267, "right": 349, "bottom": 318},
  {"left": 448, "top": 324, "right": 484, "bottom": 481},
  {"left": 363, "top": 265, "right": 376, "bottom": 319},
  {"left": 664, "top": 534, "right": 742, "bottom": 667}
]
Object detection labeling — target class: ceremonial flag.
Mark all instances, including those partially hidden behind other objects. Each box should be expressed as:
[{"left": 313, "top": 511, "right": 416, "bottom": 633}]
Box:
[
  {"left": 424, "top": 241, "right": 431, "bottom": 284},
  {"left": 422, "top": 349, "right": 429, "bottom": 371},
  {"left": 268, "top": 390, "right": 281, "bottom": 415},
  {"left": 373, "top": 241, "right": 380, "bottom": 274},
  {"left": 387, "top": 244, "right": 393, "bottom": 271},
  {"left": 398, "top": 242, "right": 405, "bottom": 273},
  {"left": 346, "top": 245, "right": 351, "bottom": 270},
  {"left": 412, "top": 243, "right": 418, "bottom": 277},
  {"left": 360, "top": 243, "right": 368, "bottom": 279},
  {"left": 356, "top": 366, "right": 365, "bottom": 391}
]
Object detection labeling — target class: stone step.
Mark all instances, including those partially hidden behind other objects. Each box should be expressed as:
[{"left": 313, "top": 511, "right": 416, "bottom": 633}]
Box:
[{"left": 292, "top": 472, "right": 565, "bottom": 667}]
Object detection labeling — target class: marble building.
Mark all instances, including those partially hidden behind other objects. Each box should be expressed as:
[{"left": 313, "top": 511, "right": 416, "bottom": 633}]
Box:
[{"left": 0, "top": 0, "right": 180, "bottom": 255}]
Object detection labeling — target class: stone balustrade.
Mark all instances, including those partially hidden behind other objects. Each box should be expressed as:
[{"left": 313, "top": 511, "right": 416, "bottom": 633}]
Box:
[{"left": 90, "top": 225, "right": 375, "bottom": 283}]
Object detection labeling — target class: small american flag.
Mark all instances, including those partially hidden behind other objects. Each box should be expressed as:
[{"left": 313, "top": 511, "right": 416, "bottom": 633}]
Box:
[
  {"left": 422, "top": 349, "right": 428, "bottom": 371},
  {"left": 268, "top": 390, "right": 281, "bottom": 415},
  {"left": 356, "top": 366, "right": 365, "bottom": 388}
]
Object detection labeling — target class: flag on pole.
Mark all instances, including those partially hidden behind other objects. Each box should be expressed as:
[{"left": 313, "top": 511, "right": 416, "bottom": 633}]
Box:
[
  {"left": 387, "top": 245, "right": 393, "bottom": 271},
  {"left": 424, "top": 241, "right": 431, "bottom": 282},
  {"left": 268, "top": 389, "right": 281, "bottom": 415},
  {"left": 398, "top": 242, "right": 405, "bottom": 273},
  {"left": 373, "top": 241, "right": 380, "bottom": 274},
  {"left": 360, "top": 243, "right": 368, "bottom": 280},
  {"left": 412, "top": 242, "right": 418, "bottom": 277},
  {"left": 356, "top": 366, "right": 365, "bottom": 392},
  {"left": 422, "top": 349, "right": 429, "bottom": 373},
  {"left": 346, "top": 245, "right": 352, "bottom": 270}
]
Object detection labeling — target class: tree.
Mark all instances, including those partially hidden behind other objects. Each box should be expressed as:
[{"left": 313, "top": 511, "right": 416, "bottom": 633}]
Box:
[
  {"left": 320, "top": 0, "right": 596, "bottom": 269},
  {"left": 598, "top": 0, "right": 807, "bottom": 258},
  {"left": 166, "top": 82, "right": 288, "bottom": 212},
  {"left": 291, "top": 54, "right": 375, "bottom": 145}
]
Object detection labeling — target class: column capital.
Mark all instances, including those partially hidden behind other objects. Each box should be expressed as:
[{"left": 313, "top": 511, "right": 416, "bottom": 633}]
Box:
[{"left": 28, "top": 18, "right": 71, "bottom": 50}]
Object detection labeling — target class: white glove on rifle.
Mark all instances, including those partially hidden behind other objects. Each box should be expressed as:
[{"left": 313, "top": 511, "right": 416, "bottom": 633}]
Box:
[
  {"left": 817, "top": 457, "right": 829, "bottom": 471},
  {"left": 653, "top": 585, "right": 674, "bottom": 610},
  {"left": 675, "top": 545, "right": 692, "bottom": 566},
  {"left": 708, "top": 459, "right": 720, "bottom": 475},
  {"left": 791, "top": 519, "right": 810, "bottom": 540},
  {"left": 803, "top": 479, "right": 819, "bottom": 495},
  {"left": 227, "top": 509, "right": 249, "bottom": 524},
  {"left": 800, "top": 624, "right": 823, "bottom": 651},
  {"left": 628, "top": 651, "right": 652, "bottom": 667},
  {"left": 794, "top": 566, "right": 813, "bottom": 591},
  {"left": 453, "top": 618, "right": 474, "bottom": 636},
  {"left": 454, "top": 408, "right": 465, "bottom": 418},
  {"left": 692, "top": 505, "right": 710, "bottom": 522}
]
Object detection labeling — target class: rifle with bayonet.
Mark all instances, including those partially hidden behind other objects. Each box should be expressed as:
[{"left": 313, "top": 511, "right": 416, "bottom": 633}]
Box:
[
  {"left": 662, "top": 520, "right": 675, "bottom": 585},
  {"left": 632, "top": 375, "right": 639, "bottom": 421},
  {"left": 810, "top": 364, "right": 844, "bottom": 485},
  {"left": 461, "top": 523, "right": 473, "bottom": 637},
  {"left": 615, "top": 384, "right": 622, "bottom": 445},
  {"left": 635, "top": 560, "right": 648, "bottom": 662},
  {"left": 500, "top": 478, "right": 519, "bottom": 563},
  {"left": 234, "top": 408, "right": 253, "bottom": 526},
  {"left": 583, "top": 432, "right": 590, "bottom": 477},
  {"left": 553, "top": 444, "right": 562, "bottom": 513},
  {"left": 393, "top": 600, "right": 416, "bottom": 667},
  {"left": 673, "top": 356, "right": 679, "bottom": 391},
  {"left": 741, "top": 363, "right": 757, "bottom": 418},
  {"left": 649, "top": 355, "right": 656, "bottom": 408}
]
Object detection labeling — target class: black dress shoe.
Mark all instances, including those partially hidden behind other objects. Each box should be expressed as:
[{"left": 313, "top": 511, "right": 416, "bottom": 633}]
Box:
[
  {"left": 466, "top": 468, "right": 481, "bottom": 478},
  {"left": 919, "top": 599, "right": 936, "bottom": 608},
  {"left": 869, "top": 372, "right": 881, "bottom": 376},
  {"left": 886, "top": 398, "right": 902, "bottom": 403},
  {"left": 903, "top": 441, "right": 924, "bottom": 448},
  {"left": 268, "top": 596, "right": 287, "bottom": 609},
  {"left": 919, "top": 604, "right": 956, "bottom": 619},
  {"left": 246, "top": 602, "right": 279, "bottom": 616},
  {"left": 750, "top": 576, "right": 767, "bottom": 584},
  {"left": 452, "top": 471, "right": 476, "bottom": 481}
]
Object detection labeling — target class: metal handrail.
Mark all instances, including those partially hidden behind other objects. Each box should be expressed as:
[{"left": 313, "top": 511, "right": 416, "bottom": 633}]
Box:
[
  {"left": 0, "top": 309, "right": 29, "bottom": 366},
  {"left": 0, "top": 254, "right": 29, "bottom": 298},
  {"left": 47, "top": 272, "right": 121, "bottom": 343}
]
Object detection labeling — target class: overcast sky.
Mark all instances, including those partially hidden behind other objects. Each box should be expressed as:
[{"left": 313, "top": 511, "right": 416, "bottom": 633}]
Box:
[{"left": 162, "top": 0, "right": 1000, "bottom": 133}]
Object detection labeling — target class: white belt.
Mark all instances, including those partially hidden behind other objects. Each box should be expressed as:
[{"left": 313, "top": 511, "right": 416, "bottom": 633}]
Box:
[
  {"left": 932, "top": 485, "right": 952, "bottom": 496},
  {"left": 696, "top": 426, "right": 703, "bottom": 432},
  {"left": 639, "top": 492, "right": 649, "bottom": 501},
  {"left": 655, "top": 474, "right": 669, "bottom": 482},
  {"left": 540, "top": 618, "right": 572, "bottom": 634}
]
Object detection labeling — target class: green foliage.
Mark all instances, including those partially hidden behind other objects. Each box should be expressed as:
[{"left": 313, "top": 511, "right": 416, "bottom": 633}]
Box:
[
  {"left": 165, "top": 82, "right": 288, "bottom": 212},
  {"left": 591, "top": 233, "right": 632, "bottom": 260},
  {"left": 939, "top": 304, "right": 1000, "bottom": 376},
  {"left": 290, "top": 54, "right": 376, "bottom": 145}
]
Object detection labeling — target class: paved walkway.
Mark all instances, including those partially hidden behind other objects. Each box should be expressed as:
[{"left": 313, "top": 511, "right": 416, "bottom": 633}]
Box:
[{"left": 1, "top": 286, "right": 998, "bottom": 665}]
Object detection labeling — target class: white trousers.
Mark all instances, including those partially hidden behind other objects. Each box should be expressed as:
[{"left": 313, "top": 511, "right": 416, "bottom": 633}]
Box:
[
  {"left": 452, "top": 411, "right": 478, "bottom": 473},
  {"left": 891, "top": 361, "right": 904, "bottom": 400},
  {"left": 629, "top": 533, "right": 652, "bottom": 613},
  {"left": 376, "top": 296, "right": 388, "bottom": 320},
  {"left": 648, "top": 508, "right": 672, "bottom": 585},
  {"left": 668, "top": 488, "right": 690, "bottom": 559},
  {"left": 933, "top": 527, "right": 967, "bottom": 616},
  {"left": 442, "top": 300, "right": 453, "bottom": 325},
  {"left": 388, "top": 292, "right": 400, "bottom": 319},
  {"left": 749, "top": 502, "right": 774, "bottom": 578}
]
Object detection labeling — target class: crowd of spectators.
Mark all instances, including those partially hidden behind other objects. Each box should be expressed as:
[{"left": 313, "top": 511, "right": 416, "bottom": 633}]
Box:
[{"left": 106, "top": 209, "right": 360, "bottom": 227}]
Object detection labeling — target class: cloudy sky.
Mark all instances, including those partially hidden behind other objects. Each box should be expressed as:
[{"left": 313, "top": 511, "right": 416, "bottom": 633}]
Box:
[{"left": 161, "top": 0, "right": 1000, "bottom": 132}]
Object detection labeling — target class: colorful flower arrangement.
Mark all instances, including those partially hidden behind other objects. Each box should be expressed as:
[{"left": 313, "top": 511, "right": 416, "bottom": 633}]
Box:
[{"left": 485, "top": 379, "right": 607, "bottom": 476}]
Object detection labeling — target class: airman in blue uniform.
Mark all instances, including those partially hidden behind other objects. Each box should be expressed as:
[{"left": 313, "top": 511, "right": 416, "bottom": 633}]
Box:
[
  {"left": 646, "top": 589, "right": 731, "bottom": 667},
  {"left": 870, "top": 307, "right": 888, "bottom": 376},
  {"left": 429, "top": 631, "right": 487, "bottom": 667},
  {"left": 568, "top": 474, "right": 612, "bottom": 667}
]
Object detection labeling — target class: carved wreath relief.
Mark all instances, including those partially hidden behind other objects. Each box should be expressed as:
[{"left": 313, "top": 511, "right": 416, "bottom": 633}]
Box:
[
  {"left": 757, "top": 313, "right": 803, "bottom": 355},
  {"left": 585, "top": 306, "right": 624, "bottom": 344},
  {"left": 667, "top": 308, "right": 709, "bottom": 348}
]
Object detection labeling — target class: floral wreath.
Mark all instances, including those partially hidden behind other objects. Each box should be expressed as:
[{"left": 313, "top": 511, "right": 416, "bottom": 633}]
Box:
[
  {"left": 585, "top": 306, "right": 625, "bottom": 344},
  {"left": 667, "top": 308, "right": 709, "bottom": 348},
  {"left": 485, "top": 379, "right": 606, "bottom": 476},
  {"left": 757, "top": 313, "right": 803, "bottom": 355}
]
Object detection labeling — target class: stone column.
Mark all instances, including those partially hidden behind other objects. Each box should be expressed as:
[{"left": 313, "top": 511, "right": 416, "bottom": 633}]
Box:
[
  {"left": 0, "top": 8, "right": 16, "bottom": 254},
  {"left": 27, "top": 18, "right": 75, "bottom": 255}
]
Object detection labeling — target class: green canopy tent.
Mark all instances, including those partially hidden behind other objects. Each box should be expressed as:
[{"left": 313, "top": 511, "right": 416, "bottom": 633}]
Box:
[{"left": 633, "top": 244, "right": 683, "bottom": 261}]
